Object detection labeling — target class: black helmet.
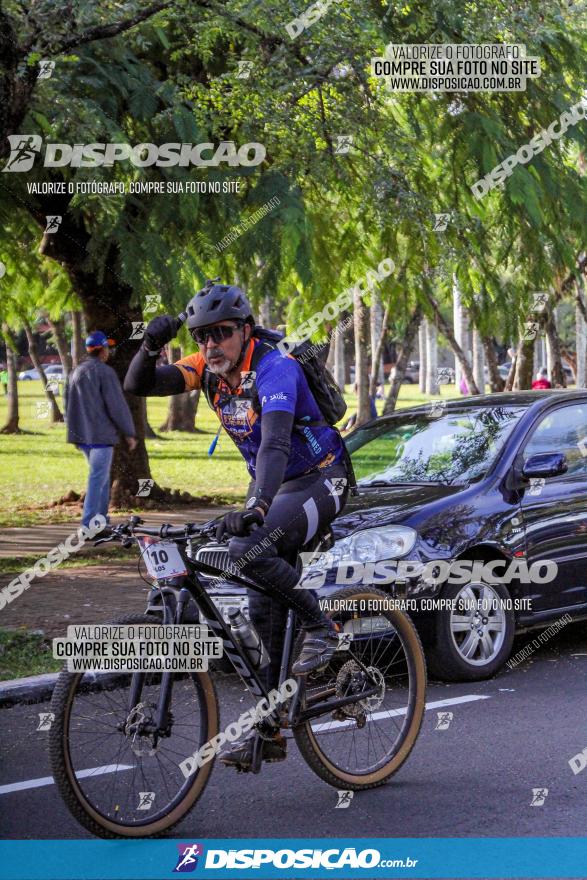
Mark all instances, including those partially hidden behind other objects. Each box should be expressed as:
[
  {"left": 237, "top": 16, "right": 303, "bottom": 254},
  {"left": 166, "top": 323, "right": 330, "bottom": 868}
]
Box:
[{"left": 186, "top": 280, "right": 254, "bottom": 330}]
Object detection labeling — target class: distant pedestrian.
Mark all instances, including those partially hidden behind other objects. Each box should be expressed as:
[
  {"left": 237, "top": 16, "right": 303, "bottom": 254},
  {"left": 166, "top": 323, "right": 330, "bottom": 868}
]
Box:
[
  {"left": 459, "top": 376, "right": 469, "bottom": 395},
  {"left": 65, "top": 331, "right": 137, "bottom": 531},
  {"left": 0, "top": 367, "right": 7, "bottom": 395},
  {"left": 532, "top": 367, "right": 552, "bottom": 390}
]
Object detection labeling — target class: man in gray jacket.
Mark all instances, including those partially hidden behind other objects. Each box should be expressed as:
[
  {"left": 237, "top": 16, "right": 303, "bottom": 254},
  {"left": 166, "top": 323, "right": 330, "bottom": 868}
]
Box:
[{"left": 66, "top": 331, "right": 137, "bottom": 530}]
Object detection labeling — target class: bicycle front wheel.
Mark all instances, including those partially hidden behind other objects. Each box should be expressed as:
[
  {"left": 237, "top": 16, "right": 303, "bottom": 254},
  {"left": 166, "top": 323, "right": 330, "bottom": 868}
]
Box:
[
  {"left": 293, "top": 587, "right": 426, "bottom": 789},
  {"left": 48, "top": 614, "right": 219, "bottom": 838}
]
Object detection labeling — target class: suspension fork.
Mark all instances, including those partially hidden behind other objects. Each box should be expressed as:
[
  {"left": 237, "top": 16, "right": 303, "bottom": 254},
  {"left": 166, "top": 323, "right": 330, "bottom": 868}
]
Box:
[
  {"left": 126, "top": 587, "right": 191, "bottom": 729},
  {"left": 153, "top": 587, "right": 193, "bottom": 730}
]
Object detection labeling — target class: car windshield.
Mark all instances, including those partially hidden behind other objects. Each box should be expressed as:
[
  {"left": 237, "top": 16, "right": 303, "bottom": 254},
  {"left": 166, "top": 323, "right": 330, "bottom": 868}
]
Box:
[{"left": 346, "top": 405, "right": 525, "bottom": 486}]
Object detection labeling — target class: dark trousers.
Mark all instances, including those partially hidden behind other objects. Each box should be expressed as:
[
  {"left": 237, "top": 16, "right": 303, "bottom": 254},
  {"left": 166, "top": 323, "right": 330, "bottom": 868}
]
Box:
[{"left": 227, "top": 463, "right": 349, "bottom": 689}]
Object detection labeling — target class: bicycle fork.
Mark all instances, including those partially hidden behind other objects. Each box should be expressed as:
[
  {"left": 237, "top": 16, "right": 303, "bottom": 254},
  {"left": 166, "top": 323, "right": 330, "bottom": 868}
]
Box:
[{"left": 125, "top": 587, "right": 191, "bottom": 740}]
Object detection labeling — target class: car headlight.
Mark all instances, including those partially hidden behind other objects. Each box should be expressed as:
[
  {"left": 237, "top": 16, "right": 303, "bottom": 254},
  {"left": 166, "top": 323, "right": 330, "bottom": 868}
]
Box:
[{"left": 311, "top": 526, "right": 417, "bottom": 570}]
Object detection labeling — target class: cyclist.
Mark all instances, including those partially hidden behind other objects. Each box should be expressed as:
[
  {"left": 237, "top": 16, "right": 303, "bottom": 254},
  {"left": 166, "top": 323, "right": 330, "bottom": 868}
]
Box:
[{"left": 125, "top": 282, "right": 350, "bottom": 769}]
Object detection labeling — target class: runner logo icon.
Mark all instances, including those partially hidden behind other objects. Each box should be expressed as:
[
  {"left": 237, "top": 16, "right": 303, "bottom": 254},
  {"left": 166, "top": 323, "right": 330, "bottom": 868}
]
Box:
[
  {"left": 173, "top": 843, "right": 203, "bottom": 872},
  {"left": 3, "top": 135, "right": 42, "bottom": 172}
]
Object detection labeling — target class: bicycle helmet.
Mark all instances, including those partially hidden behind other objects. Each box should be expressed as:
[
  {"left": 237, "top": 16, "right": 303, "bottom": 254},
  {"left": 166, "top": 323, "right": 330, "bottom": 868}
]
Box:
[{"left": 185, "top": 280, "right": 254, "bottom": 330}]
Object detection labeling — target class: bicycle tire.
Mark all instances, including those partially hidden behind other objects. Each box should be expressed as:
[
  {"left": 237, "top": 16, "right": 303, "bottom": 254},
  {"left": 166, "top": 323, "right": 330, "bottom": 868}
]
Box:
[
  {"left": 48, "top": 614, "right": 219, "bottom": 838},
  {"left": 292, "top": 587, "right": 426, "bottom": 790}
]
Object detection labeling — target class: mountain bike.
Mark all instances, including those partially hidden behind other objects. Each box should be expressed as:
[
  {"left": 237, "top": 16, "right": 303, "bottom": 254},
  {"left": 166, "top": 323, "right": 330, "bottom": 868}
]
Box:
[{"left": 49, "top": 515, "right": 427, "bottom": 838}]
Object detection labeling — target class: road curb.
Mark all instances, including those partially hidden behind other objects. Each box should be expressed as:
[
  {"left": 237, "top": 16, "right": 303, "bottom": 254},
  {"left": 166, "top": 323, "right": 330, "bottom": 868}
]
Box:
[{"left": 0, "top": 672, "right": 59, "bottom": 707}]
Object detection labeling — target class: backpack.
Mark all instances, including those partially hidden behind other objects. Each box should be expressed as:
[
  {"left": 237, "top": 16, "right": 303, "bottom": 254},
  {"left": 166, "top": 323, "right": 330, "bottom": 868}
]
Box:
[{"left": 251, "top": 327, "right": 347, "bottom": 425}]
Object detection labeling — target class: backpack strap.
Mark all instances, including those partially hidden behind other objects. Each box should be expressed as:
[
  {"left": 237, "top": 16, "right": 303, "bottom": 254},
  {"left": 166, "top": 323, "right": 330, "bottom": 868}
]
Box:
[{"left": 203, "top": 337, "right": 359, "bottom": 496}]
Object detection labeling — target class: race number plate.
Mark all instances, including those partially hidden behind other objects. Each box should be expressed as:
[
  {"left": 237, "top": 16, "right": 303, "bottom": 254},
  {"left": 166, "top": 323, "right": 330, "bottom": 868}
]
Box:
[{"left": 140, "top": 539, "right": 188, "bottom": 580}]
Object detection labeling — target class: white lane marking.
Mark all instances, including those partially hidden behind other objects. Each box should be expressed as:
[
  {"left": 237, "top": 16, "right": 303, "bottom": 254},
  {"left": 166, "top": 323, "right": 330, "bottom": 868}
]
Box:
[
  {"left": 0, "top": 763, "right": 134, "bottom": 796},
  {"left": 1, "top": 697, "right": 491, "bottom": 791},
  {"left": 311, "top": 693, "right": 490, "bottom": 732}
]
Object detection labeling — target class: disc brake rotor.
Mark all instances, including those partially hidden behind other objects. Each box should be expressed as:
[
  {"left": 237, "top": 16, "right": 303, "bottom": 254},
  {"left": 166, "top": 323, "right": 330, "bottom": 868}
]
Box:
[
  {"left": 362, "top": 666, "right": 386, "bottom": 712},
  {"left": 124, "top": 701, "right": 159, "bottom": 757},
  {"left": 334, "top": 660, "right": 386, "bottom": 721}
]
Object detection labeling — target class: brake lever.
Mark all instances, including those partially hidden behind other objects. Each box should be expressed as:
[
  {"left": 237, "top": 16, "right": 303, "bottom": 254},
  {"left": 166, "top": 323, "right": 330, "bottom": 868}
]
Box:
[{"left": 93, "top": 535, "right": 115, "bottom": 546}]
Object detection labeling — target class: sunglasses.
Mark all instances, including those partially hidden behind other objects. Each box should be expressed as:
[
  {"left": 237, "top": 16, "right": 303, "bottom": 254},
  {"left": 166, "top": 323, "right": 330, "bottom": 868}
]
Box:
[{"left": 190, "top": 323, "right": 243, "bottom": 345}]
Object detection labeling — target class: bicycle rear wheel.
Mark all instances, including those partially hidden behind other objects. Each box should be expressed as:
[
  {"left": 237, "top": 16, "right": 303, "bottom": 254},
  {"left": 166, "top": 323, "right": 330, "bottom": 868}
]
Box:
[
  {"left": 48, "top": 614, "right": 219, "bottom": 838},
  {"left": 293, "top": 587, "right": 426, "bottom": 789}
]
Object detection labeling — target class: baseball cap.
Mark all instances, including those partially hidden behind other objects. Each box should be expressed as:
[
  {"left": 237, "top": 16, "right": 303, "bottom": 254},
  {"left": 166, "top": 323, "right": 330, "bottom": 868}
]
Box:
[{"left": 85, "top": 331, "right": 115, "bottom": 350}]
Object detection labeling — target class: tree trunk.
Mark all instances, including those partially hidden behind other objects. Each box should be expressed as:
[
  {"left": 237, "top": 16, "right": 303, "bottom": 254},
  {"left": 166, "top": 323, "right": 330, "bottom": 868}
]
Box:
[
  {"left": 369, "top": 303, "right": 390, "bottom": 397},
  {"left": 418, "top": 320, "right": 427, "bottom": 393},
  {"left": 34, "top": 198, "right": 156, "bottom": 504},
  {"left": 453, "top": 274, "right": 463, "bottom": 391},
  {"left": 333, "top": 318, "right": 346, "bottom": 390},
  {"left": 0, "top": 325, "right": 20, "bottom": 434},
  {"left": 482, "top": 336, "right": 505, "bottom": 392},
  {"left": 353, "top": 287, "right": 372, "bottom": 425},
  {"left": 383, "top": 306, "right": 422, "bottom": 415},
  {"left": 48, "top": 317, "right": 72, "bottom": 380},
  {"left": 472, "top": 328, "right": 485, "bottom": 394},
  {"left": 71, "top": 310, "right": 85, "bottom": 368},
  {"left": 160, "top": 390, "right": 200, "bottom": 432},
  {"left": 425, "top": 290, "right": 479, "bottom": 394},
  {"left": 504, "top": 355, "right": 517, "bottom": 391},
  {"left": 425, "top": 317, "right": 440, "bottom": 395},
  {"left": 544, "top": 306, "right": 566, "bottom": 387},
  {"left": 259, "top": 296, "right": 272, "bottom": 328},
  {"left": 452, "top": 276, "right": 472, "bottom": 392},
  {"left": 326, "top": 330, "right": 336, "bottom": 372},
  {"left": 23, "top": 321, "right": 63, "bottom": 423},
  {"left": 576, "top": 278, "right": 587, "bottom": 388},
  {"left": 369, "top": 291, "right": 385, "bottom": 388},
  {"left": 513, "top": 336, "right": 535, "bottom": 390}
]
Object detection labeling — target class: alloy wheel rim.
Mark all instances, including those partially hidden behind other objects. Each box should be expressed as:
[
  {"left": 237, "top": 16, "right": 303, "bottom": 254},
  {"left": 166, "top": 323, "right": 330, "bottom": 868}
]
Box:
[{"left": 449, "top": 582, "right": 506, "bottom": 666}]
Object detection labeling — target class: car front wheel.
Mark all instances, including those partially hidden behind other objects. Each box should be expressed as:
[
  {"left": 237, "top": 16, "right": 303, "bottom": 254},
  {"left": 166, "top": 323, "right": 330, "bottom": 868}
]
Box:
[{"left": 426, "top": 579, "right": 515, "bottom": 682}]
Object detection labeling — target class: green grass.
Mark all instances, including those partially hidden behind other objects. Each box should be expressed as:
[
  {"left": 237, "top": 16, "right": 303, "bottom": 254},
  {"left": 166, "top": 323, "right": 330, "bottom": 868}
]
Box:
[
  {"left": 0, "top": 547, "right": 136, "bottom": 576},
  {"left": 0, "top": 628, "right": 62, "bottom": 680},
  {"left": 0, "top": 379, "right": 458, "bottom": 527}
]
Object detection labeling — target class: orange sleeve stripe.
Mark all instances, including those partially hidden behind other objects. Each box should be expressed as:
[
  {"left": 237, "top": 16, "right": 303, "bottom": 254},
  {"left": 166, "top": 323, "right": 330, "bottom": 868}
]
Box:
[{"left": 173, "top": 352, "right": 205, "bottom": 391}]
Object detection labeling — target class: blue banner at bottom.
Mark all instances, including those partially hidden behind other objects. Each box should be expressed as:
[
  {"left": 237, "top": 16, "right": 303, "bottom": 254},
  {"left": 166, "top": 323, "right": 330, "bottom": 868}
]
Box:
[{"left": 1, "top": 837, "right": 587, "bottom": 879}]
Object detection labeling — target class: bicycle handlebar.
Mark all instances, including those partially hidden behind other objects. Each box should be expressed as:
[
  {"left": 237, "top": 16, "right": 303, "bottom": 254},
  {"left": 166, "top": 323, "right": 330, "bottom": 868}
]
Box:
[
  {"left": 94, "top": 515, "right": 221, "bottom": 546},
  {"left": 94, "top": 512, "right": 260, "bottom": 547}
]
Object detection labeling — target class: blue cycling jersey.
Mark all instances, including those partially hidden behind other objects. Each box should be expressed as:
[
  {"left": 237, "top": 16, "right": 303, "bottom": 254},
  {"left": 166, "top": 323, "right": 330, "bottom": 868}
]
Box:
[{"left": 175, "top": 340, "right": 344, "bottom": 481}]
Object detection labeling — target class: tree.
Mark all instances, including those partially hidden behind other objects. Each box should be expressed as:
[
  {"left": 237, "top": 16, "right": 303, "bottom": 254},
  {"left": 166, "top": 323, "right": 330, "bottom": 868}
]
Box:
[
  {"left": 383, "top": 306, "right": 422, "bottom": 415},
  {"left": 71, "top": 311, "right": 85, "bottom": 368},
  {"left": 353, "top": 286, "right": 371, "bottom": 426},
  {"left": 22, "top": 320, "right": 62, "bottom": 422},
  {"left": 0, "top": 323, "right": 20, "bottom": 434},
  {"left": 424, "top": 317, "right": 440, "bottom": 396}
]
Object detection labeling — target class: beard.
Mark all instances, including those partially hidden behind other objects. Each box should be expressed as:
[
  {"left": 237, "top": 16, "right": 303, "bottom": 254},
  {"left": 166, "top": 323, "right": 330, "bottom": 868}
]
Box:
[{"left": 205, "top": 349, "right": 232, "bottom": 375}]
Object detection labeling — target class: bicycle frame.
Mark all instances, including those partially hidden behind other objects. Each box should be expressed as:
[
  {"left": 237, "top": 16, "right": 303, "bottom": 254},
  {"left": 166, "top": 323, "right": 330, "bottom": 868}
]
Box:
[{"left": 129, "top": 533, "right": 381, "bottom": 739}]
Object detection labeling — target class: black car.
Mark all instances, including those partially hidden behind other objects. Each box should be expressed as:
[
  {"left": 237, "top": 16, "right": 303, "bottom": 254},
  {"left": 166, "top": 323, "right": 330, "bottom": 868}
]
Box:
[{"left": 186, "top": 391, "right": 587, "bottom": 682}]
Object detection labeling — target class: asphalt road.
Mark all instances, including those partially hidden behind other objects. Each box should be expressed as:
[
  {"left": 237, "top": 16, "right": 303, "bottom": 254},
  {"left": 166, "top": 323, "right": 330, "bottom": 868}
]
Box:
[{"left": 1, "top": 622, "right": 586, "bottom": 843}]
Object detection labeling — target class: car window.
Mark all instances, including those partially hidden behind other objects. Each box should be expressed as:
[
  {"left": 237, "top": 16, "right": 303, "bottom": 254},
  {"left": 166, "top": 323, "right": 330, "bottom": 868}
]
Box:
[
  {"left": 347, "top": 405, "right": 525, "bottom": 485},
  {"left": 523, "top": 404, "right": 587, "bottom": 477}
]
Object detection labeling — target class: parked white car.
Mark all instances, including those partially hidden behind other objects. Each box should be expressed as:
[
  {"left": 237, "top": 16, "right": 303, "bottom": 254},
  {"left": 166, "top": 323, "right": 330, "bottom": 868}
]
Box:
[{"left": 18, "top": 365, "right": 65, "bottom": 381}]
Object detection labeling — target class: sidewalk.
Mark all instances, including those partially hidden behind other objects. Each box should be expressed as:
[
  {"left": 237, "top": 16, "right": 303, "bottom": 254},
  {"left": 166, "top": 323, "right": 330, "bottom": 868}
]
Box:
[
  {"left": 0, "top": 505, "right": 227, "bottom": 558},
  {"left": 0, "top": 505, "right": 228, "bottom": 644}
]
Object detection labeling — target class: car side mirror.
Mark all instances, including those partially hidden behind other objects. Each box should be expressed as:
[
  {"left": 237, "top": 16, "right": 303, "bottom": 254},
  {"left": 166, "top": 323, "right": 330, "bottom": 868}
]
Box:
[{"left": 522, "top": 452, "right": 568, "bottom": 479}]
